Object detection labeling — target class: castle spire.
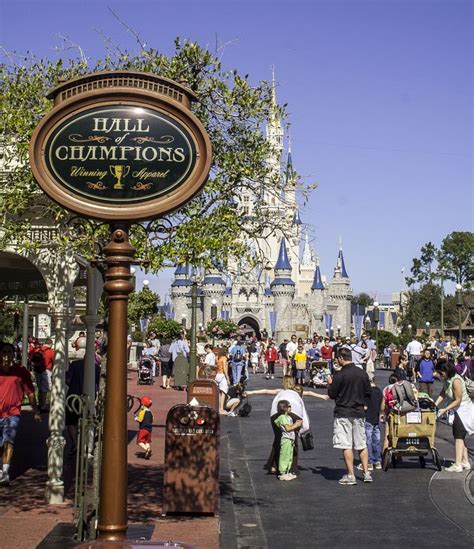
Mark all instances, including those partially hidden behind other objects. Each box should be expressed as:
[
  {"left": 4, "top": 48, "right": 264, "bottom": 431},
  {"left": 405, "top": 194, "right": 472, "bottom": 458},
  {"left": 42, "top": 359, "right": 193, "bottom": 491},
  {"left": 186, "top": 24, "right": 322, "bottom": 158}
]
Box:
[
  {"left": 301, "top": 233, "right": 313, "bottom": 266},
  {"left": 311, "top": 263, "right": 324, "bottom": 290},
  {"left": 271, "top": 238, "right": 295, "bottom": 288},
  {"left": 292, "top": 208, "right": 302, "bottom": 226},
  {"left": 266, "top": 66, "right": 283, "bottom": 162},
  {"left": 337, "top": 237, "right": 349, "bottom": 278},
  {"left": 274, "top": 238, "right": 292, "bottom": 271}
]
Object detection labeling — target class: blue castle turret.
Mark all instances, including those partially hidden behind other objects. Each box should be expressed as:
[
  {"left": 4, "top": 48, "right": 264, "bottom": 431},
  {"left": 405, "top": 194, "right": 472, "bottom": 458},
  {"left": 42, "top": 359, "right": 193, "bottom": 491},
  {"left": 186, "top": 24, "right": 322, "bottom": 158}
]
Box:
[{"left": 271, "top": 239, "right": 295, "bottom": 341}]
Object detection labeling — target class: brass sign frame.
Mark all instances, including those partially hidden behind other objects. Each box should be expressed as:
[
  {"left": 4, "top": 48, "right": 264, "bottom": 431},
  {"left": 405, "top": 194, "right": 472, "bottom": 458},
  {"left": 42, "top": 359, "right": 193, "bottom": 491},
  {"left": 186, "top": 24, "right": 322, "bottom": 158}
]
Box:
[{"left": 29, "top": 71, "right": 212, "bottom": 221}]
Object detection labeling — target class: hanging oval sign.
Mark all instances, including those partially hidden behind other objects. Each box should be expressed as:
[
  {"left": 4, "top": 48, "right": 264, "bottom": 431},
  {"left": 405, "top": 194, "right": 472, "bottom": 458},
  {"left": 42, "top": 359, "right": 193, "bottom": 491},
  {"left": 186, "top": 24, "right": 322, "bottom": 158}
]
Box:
[{"left": 30, "top": 72, "right": 212, "bottom": 220}]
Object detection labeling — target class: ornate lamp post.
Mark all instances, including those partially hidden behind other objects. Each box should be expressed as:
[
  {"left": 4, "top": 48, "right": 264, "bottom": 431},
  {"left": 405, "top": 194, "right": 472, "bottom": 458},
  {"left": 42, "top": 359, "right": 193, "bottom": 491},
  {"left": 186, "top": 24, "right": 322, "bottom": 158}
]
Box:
[
  {"left": 425, "top": 321, "right": 430, "bottom": 338},
  {"left": 408, "top": 324, "right": 412, "bottom": 336},
  {"left": 337, "top": 324, "right": 341, "bottom": 338},
  {"left": 455, "top": 284, "right": 463, "bottom": 343},
  {"left": 188, "top": 273, "right": 200, "bottom": 384},
  {"left": 373, "top": 302, "right": 380, "bottom": 353},
  {"left": 364, "top": 315, "right": 371, "bottom": 333},
  {"left": 181, "top": 313, "right": 187, "bottom": 329}
]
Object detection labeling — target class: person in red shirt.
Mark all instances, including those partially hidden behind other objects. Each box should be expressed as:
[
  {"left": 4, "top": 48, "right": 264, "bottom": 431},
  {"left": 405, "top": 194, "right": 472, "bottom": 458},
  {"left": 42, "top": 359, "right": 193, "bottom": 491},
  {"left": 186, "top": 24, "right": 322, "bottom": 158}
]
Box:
[
  {"left": 265, "top": 341, "right": 279, "bottom": 380},
  {"left": 0, "top": 341, "right": 41, "bottom": 485},
  {"left": 320, "top": 338, "right": 334, "bottom": 372},
  {"left": 41, "top": 338, "right": 55, "bottom": 411}
]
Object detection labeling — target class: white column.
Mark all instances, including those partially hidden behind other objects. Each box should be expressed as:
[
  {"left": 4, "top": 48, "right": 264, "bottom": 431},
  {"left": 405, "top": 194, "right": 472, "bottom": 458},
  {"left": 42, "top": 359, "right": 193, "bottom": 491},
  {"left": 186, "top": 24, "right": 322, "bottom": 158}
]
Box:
[
  {"left": 81, "top": 314, "right": 101, "bottom": 413},
  {"left": 45, "top": 309, "right": 69, "bottom": 504}
]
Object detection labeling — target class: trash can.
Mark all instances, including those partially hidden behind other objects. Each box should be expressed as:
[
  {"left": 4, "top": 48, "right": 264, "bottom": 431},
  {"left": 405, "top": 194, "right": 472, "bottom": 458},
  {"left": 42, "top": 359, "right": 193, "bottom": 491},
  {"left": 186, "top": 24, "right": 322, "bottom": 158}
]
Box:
[
  {"left": 163, "top": 404, "right": 219, "bottom": 515},
  {"left": 391, "top": 351, "right": 400, "bottom": 370},
  {"left": 187, "top": 379, "right": 219, "bottom": 410}
]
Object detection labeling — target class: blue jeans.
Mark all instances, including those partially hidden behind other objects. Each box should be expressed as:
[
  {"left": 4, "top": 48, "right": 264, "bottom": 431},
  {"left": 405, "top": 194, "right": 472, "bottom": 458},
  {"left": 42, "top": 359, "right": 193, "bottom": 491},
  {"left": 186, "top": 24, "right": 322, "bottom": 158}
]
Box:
[
  {"left": 365, "top": 422, "right": 381, "bottom": 464},
  {"left": 232, "top": 362, "right": 243, "bottom": 384}
]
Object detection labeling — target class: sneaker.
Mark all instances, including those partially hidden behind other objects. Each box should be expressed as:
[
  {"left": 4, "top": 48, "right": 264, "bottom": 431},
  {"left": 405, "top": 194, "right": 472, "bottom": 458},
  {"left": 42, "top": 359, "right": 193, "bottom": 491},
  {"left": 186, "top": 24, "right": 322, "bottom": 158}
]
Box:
[
  {"left": 278, "top": 473, "right": 292, "bottom": 481},
  {"left": 266, "top": 375, "right": 270, "bottom": 380},
  {"left": 271, "top": 375, "right": 275, "bottom": 380},
  {"left": 0, "top": 474, "right": 10, "bottom": 485},
  {"left": 461, "top": 462, "right": 472, "bottom": 470},
  {"left": 356, "top": 463, "right": 373, "bottom": 471},
  {"left": 286, "top": 473, "right": 297, "bottom": 479},
  {"left": 228, "top": 411, "right": 238, "bottom": 417},
  {"left": 374, "top": 462, "right": 382, "bottom": 470},
  {"left": 363, "top": 472, "right": 373, "bottom": 483},
  {"left": 339, "top": 474, "right": 357, "bottom": 486},
  {"left": 444, "top": 463, "right": 463, "bottom": 473}
]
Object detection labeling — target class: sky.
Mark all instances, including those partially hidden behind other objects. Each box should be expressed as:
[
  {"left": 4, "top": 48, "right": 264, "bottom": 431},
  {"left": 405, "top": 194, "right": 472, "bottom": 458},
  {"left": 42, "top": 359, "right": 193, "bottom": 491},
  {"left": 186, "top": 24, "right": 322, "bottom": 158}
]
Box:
[{"left": 1, "top": 0, "right": 472, "bottom": 303}]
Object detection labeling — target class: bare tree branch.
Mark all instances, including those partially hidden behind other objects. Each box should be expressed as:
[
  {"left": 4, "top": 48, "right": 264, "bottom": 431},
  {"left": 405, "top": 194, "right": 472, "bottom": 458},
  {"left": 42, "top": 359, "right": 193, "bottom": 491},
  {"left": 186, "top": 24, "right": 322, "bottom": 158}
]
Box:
[
  {"left": 54, "top": 34, "right": 88, "bottom": 65},
  {"left": 107, "top": 6, "right": 147, "bottom": 50}
]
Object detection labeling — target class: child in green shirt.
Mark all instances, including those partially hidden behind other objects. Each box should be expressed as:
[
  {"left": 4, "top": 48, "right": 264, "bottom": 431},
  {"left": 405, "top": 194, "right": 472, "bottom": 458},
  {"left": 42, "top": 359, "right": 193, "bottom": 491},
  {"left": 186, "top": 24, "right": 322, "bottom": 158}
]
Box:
[{"left": 273, "top": 400, "right": 303, "bottom": 481}]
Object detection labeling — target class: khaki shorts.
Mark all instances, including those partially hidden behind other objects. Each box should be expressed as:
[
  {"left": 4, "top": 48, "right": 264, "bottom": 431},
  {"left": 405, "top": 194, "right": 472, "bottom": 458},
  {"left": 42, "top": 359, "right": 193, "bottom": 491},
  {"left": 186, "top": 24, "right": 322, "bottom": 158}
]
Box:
[{"left": 333, "top": 417, "right": 367, "bottom": 450}]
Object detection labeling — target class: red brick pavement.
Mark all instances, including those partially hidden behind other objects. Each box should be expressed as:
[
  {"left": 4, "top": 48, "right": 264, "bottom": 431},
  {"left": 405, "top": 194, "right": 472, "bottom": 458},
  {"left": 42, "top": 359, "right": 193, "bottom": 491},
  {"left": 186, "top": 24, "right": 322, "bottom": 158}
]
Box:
[{"left": 0, "top": 372, "right": 219, "bottom": 549}]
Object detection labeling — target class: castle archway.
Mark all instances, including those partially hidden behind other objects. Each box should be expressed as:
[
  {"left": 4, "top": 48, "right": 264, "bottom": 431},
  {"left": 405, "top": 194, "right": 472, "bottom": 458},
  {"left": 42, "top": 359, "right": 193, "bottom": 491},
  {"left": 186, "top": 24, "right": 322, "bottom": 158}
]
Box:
[{"left": 237, "top": 315, "right": 261, "bottom": 340}]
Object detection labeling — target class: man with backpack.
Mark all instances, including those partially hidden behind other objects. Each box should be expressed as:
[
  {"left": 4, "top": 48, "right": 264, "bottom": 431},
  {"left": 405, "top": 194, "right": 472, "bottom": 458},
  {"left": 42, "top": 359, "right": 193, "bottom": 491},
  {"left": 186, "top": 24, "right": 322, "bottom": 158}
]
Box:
[{"left": 229, "top": 337, "right": 247, "bottom": 385}]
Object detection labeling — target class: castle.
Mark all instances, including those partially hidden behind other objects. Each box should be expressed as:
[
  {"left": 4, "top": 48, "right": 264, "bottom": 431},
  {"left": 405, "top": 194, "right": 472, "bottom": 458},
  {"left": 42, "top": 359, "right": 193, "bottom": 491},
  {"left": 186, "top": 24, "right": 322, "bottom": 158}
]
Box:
[{"left": 171, "top": 75, "right": 352, "bottom": 342}]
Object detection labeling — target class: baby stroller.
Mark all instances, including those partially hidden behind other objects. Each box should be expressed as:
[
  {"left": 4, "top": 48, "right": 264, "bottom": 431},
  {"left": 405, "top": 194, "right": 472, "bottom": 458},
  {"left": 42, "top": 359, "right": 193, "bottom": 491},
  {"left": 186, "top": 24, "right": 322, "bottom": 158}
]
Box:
[
  {"left": 310, "top": 360, "right": 330, "bottom": 387},
  {"left": 137, "top": 357, "right": 154, "bottom": 385}
]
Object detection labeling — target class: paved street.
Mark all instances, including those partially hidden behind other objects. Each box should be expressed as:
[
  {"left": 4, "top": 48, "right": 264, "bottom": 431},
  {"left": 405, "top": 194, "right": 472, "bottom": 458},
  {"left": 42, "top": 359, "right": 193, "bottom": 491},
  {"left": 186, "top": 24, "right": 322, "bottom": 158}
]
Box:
[
  {"left": 220, "top": 369, "right": 474, "bottom": 549},
  {"left": 1, "top": 367, "right": 473, "bottom": 549}
]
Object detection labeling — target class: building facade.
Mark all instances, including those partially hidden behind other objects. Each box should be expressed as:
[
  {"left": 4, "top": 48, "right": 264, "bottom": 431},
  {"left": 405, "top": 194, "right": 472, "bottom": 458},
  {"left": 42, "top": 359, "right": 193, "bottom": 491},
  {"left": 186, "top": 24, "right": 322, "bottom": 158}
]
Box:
[{"left": 171, "top": 76, "right": 353, "bottom": 341}]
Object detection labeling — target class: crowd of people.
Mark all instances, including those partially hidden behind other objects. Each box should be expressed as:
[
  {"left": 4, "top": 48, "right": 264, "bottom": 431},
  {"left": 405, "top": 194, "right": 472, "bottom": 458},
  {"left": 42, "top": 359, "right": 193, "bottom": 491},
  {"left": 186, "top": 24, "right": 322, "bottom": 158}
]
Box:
[
  {"left": 1, "top": 327, "right": 473, "bottom": 486},
  {"left": 227, "top": 331, "right": 474, "bottom": 483}
]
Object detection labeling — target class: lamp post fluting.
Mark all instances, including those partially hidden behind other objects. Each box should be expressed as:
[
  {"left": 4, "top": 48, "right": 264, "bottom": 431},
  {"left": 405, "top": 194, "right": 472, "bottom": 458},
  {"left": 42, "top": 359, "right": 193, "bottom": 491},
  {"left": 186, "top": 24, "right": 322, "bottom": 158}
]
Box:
[
  {"left": 211, "top": 298, "right": 218, "bottom": 347},
  {"left": 373, "top": 302, "right": 380, "bottom": 357},
  {"left": 455, "top": 284, "right": 463, "bottom": 343},
  {"left": 189, "top": 280, "right": 199, "bottom": 384}
]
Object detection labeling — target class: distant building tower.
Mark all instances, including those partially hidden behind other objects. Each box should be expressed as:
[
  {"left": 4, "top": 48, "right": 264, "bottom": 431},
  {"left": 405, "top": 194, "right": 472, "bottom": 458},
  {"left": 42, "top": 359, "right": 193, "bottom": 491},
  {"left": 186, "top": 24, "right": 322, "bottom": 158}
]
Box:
[
  {"left": 327, "top": 243, "right": 352, "bottom": 336},
  {"left": 170, "top": 265, "right": 191, "bottom": 324},
  {"left": 271, "top": 239, "right": 295, "bottom": 342},
  {"left": 201, "top": 265, "right": 226, "bottom": 326},
  {"left": 310, "top": 257, "right": 325, "bottom": 334},
  {"left": 169, "top": 72, "right": 354, "bottom": 342}
]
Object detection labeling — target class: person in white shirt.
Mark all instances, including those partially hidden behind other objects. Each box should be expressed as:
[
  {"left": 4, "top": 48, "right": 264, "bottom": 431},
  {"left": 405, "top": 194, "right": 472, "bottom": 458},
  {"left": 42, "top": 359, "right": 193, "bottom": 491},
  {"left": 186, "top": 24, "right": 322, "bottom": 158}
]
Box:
[
  {"left": 286, "top": 334, "right": 298, "bottom": 362},
  {"left": 406, "top": 337, "right": 423, "bottom": 381},
  {"left": 204, "top": 344, "right": 216, "bottom": 367}
]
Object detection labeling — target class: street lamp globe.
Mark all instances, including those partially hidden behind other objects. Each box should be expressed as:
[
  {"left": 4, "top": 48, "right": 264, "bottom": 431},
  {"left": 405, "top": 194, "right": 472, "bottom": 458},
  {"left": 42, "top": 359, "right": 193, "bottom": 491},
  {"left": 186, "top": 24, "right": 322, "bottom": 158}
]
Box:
[
  {"left": 130, "top": 267, "right": 136, "bottom": 275},
  {"left": 142, "top": 279, "right": 150, "bottom": 287},
  {"left": 456, "top": 283, "right": 462, "bottom": 291},
  {"left": 425, "top": 321, "right": 430, "bottom": 328},
  {"left": 374, "top": 301, "right": 379, "bottom": 308}
]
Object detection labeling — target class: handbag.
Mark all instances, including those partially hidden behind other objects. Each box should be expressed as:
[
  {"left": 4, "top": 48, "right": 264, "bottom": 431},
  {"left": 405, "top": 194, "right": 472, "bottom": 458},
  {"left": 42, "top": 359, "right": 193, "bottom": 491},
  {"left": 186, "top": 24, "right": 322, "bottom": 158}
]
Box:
[
  {"left": 300, "top": 430, "right": 314, "bottom": 451},
  {"left": 238, "top": 398, "right": 252, "bottom": 417}
]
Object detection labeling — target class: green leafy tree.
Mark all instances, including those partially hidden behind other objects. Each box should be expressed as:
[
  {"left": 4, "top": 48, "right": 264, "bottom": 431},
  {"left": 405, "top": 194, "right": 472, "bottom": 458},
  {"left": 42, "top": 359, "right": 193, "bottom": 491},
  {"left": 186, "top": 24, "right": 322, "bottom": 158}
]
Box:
[
  {"left": 401, "top": 284, "right": 465, "bottom": 332},
  {"left": 405, "top": 242, "right": 438, "bottom": 288},
  {"left": 128, "top": 287, "right": 160, "bottom": 329},
  {"left": 351, "top": 293, "right": 374, "bottom": 308},
  {"left": 437, "top": 231, "right": 474, "bottom": 289},
  {"left": 207, "top": 319, "right": 239, "bottom": 339},
  {"left": 146, "top": 318, "right": 183, "bottom": 342},
  {"left": 0, "top": 38, "right": 304, "bottom": 273}
]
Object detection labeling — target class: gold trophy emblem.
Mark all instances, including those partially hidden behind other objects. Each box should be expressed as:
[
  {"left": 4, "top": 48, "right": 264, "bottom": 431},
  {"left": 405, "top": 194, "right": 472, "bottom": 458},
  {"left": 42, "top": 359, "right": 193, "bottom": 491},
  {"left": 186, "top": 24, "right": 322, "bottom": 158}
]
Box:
[{"left": 109, "top": 165, "right": 130, "bottom": 190}]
